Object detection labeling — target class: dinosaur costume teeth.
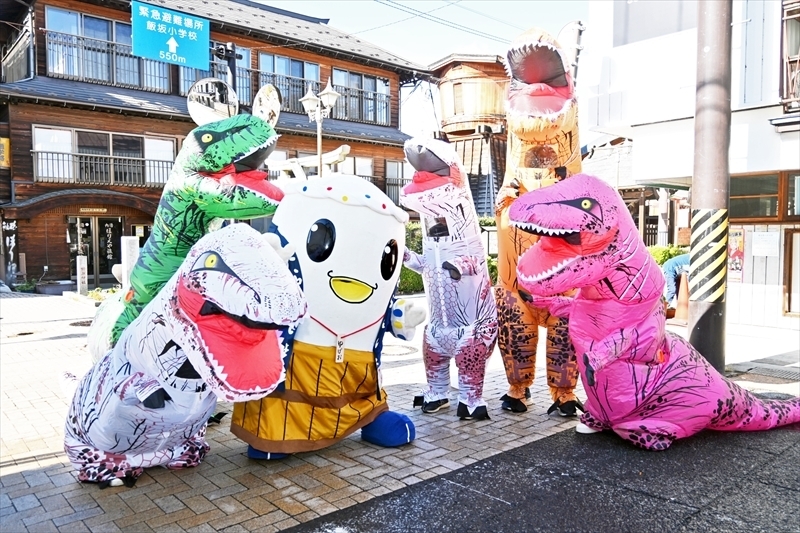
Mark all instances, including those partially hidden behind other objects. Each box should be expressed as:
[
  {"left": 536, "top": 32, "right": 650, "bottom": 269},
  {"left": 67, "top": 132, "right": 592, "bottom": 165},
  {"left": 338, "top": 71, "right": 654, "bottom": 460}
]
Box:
[
  {"left": 400, "top": 137, "right": 498, "bottom": 417},
  {"left": 88, "top": 114, "right": 283, "bottom": 361},
  {"left": 495, "top": 28, "right": 582, "bottom": 410},
  {"left": 511, "top": 174, "right": 800, "bottom": 449},
  {"left": 65, "top": 224, "right": 307, "bottom": 486}
]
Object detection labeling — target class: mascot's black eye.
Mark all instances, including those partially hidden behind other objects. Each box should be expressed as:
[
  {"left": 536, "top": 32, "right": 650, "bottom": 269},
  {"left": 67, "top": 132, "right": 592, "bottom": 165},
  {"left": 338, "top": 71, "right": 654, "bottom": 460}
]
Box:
[
  {"left": 381, "top": 239, "right": 398, "bottom": 280},
  {"left": 307, "top": 219, "right": 335, "bottom": 262}
]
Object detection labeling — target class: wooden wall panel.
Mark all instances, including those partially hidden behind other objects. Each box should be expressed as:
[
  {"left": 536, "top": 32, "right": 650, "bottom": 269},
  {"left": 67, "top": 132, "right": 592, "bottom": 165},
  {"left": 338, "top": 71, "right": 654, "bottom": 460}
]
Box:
[
  {"left": 14, "top": 202, "right": 152, "bottom": 281},
  {"left": 10, "top": 180, "right": 164, "bottom": 205},
  {"left": 8, "top": 103, "right": 193, "bottom": 182}
]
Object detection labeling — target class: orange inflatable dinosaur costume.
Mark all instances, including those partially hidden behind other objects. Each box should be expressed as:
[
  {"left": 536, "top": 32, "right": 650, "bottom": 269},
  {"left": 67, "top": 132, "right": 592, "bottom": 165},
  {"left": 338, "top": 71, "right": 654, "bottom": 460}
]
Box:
[{"left": 495, "top": 28, "right": 583, "bottom": 415}]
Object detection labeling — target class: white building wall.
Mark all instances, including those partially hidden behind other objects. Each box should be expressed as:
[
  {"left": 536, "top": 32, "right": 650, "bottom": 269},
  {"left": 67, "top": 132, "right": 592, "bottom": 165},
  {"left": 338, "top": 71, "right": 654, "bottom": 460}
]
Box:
[{"left": 579, "top": 0, "right": 799, "bottom": 332}]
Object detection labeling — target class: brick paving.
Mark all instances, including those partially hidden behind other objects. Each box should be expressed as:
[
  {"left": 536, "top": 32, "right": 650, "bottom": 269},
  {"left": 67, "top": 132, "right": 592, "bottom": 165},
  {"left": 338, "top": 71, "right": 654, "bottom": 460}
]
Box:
[{"left": 0, "top": 293, "right": 581, "bottom": 532}]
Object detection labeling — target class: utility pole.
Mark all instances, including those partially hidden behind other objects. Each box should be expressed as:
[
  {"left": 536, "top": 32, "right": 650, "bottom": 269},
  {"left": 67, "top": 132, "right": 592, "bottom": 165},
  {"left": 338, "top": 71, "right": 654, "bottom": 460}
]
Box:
[
  {"left": 214, "top": 42, "right": 241, "bottom": 96},
  {"left": 687, "top": 0, "right": 732, "bottom": 373}
]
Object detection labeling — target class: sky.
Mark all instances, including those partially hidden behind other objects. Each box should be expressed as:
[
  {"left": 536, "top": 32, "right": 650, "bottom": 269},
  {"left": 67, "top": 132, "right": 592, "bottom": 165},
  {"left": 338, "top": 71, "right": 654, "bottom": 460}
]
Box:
[{"left": 254, "top": 0, "right": 589, "bottom": 137}]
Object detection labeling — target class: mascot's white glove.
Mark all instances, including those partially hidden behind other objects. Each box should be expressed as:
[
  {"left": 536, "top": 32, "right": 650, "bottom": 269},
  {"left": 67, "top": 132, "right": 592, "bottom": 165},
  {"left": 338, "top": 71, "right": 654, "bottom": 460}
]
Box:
[
  {"left": 390, "top": 298, "right": 427, "bottom": 341},
  {"left": 263, "top": 233, "right": 296, "bottom": 264}
]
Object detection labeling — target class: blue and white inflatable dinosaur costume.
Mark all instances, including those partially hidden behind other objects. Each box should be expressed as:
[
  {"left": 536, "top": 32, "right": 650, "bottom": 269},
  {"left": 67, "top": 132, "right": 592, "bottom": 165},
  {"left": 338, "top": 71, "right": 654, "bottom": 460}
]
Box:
[{"left": 65, "top": 224, "right": 306, "bottom": 487}]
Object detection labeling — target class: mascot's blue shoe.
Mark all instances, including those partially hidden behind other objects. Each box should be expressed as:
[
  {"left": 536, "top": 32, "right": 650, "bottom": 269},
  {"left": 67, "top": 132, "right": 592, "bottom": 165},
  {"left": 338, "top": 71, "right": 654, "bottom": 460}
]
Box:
[
  {"left": 361, "top": 411, "right": 415, "bottom": 447},
  {"left": 247, "top": 445, "right": 288, "bottom": 460}
]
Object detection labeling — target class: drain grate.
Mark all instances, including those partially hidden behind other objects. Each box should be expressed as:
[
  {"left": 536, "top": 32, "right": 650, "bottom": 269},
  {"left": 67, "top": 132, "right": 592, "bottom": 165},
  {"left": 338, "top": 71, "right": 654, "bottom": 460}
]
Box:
[
  {"left": 70, "top": 320, "right": 93, "bottom": 327},
  {"left": 728, "top": 362, "right": 800, "bottom": 381}
]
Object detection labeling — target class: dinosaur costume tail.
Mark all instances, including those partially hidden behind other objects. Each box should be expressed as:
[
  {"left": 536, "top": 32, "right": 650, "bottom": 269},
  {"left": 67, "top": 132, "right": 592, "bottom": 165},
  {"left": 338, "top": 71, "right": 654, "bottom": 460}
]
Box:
[{"left": 710, "top": 388, "right": 800, "bottom": 432}]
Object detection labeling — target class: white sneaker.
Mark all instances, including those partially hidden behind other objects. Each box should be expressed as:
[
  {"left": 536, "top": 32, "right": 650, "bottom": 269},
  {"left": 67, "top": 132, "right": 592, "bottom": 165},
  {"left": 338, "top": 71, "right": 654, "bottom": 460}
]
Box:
[{"left": 575, "top": 422, "right": 600, "bottom": 434}]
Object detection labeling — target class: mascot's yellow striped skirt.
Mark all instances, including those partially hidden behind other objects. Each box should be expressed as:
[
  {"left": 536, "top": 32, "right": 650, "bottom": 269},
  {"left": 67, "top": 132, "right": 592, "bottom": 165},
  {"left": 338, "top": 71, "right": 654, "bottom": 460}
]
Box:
[{"left": 231, "top": 340, "right": 387, "bottom": 453}]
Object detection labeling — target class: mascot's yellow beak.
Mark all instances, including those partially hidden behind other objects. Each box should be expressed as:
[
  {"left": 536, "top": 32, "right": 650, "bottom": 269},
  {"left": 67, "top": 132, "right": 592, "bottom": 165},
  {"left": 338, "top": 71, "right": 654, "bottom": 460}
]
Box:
[{"left": 329, "top": 276, "right": 376, "bottom": 304}]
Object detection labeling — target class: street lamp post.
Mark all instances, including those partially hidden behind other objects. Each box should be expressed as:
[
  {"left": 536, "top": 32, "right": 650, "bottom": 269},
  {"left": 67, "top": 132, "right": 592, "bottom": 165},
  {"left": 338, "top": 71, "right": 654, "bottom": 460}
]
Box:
[{"left": 300, "top": 78, "right": 340, "bottom": 176}]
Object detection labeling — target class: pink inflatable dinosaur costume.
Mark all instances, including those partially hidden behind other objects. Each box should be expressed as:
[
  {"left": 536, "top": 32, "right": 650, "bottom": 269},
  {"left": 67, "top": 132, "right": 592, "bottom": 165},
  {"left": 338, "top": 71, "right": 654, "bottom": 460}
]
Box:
[{"left": 510, "top": 173, "right": 800, "bottom": 450}]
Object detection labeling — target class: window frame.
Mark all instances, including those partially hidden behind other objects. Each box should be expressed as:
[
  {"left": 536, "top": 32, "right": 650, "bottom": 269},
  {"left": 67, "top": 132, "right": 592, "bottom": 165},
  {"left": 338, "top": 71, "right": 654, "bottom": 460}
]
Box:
[
  {"left": 331, "top": 68, "right": 391, "bottom": 125},
  {"left": 729, "top": 170, "right": 800, "bottom": 223},
  {"left": 780, "top": 0, "right": 800, "bottom": 112},
  {"left": 44, "top": 6, "right": 170, "bottom": 92},
  {"left": 783, "top": 228, "right": 800, "bottom": 316},
  {"left": 31, "top": 123, "right": 177, "bottom": 182}
]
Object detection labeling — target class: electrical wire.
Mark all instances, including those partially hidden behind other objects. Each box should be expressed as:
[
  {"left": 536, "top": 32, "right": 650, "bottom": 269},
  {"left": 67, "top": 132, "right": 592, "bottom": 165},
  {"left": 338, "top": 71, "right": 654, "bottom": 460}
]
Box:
[
  {"left": 444, "top": 1, "right": 525, "bottom": 31},
  {"left": 373, "top": 0, "right": 509, "bottom": 44}
]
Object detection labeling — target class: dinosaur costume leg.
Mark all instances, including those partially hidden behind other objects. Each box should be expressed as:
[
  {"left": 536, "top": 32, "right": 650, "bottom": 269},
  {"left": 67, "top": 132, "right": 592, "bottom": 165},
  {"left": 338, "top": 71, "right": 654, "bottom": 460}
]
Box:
[
  {"left": 496, "top": 208, "right": 580, "bottom": 409},
  {"left": 454, "top": 333, "right": 496, "bottom": 408},
  {"left": 543, "top": 314, "right": 580, "bottom": 405},
  {"left": 496, "top": 286, "right": 539, "bottom": 401},
  {"left": 422, "top": 328, "right": 452, "bottom": 402}
]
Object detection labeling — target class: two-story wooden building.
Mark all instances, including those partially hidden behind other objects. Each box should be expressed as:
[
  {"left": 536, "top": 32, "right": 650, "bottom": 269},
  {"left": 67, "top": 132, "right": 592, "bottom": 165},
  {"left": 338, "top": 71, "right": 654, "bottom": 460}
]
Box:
[{"left": 0, "top": 0, "right": 427, "bottom": 287}]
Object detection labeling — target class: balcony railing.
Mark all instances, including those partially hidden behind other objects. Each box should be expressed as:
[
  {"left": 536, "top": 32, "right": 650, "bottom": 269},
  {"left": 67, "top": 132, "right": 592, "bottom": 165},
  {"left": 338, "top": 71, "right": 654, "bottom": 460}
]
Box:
[
  {"left": 258, "top": 72, "right": 320, "bottom": 114},
  {"left": 331, "top": 85, "right": 391, "bottom": 126},
  {"left": 41, "top": 31, "right": 393, "bottom": 126},
  {"left": 783, "top": 56, "right": 800, "bottom": 112},
  {"left": 1, "top": 31, "right": 31, "bottom": 83},
  {"left": 33, "top": 151, "right": 173, "bottom": 186},
  {"left": 44, "top": 30, "right": 170, "bottom": 93},
  {"left": 180, "top": 62, "right": 254, "bottom": 104},
  {"left": 384, "top": 177, "right": 411, "bottom": 205}
]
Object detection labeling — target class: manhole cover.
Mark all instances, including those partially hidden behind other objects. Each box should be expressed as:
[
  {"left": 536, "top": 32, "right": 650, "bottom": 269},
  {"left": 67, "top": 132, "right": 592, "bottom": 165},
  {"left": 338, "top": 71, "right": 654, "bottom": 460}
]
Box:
[{"left": 70, "top": 320, "right": 93, "bottom": 327}]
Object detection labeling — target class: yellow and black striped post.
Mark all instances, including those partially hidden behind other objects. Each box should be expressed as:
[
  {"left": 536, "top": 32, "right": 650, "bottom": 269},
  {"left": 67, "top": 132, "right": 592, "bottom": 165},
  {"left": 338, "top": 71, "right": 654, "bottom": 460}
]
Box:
[
  {"left": 688, "top": 209, "right": 728, "bottom": 303},
  {"left": 689, "top": 0, "right": 732, "bottom": 373}
]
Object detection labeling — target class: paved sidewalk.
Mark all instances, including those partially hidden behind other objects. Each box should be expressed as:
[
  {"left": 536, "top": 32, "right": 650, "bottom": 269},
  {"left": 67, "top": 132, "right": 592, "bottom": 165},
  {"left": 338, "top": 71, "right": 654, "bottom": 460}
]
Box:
[{"left": 0, "top": 293, "right": 797, "bottom": 532}]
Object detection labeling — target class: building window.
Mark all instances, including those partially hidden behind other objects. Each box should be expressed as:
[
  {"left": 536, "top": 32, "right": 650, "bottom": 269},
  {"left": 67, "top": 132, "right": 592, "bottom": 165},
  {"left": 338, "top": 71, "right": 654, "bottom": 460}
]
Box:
[
  {"left": 180, "top": 43, "right": 252, "bottom": 103},
  {"left": 257, "top": 54, "right": 320, "bottom": 113},
  {"left": 32, "top": 125, "right": 176, "bottom": 186},
  {"left": 729, "top": 171, "right": 800, "bottom": 221},
  {"left": 781, "top": 0, "right": 800, "bottom": 112},
  {"left": 44, "top": 7, "right": 169, "bottom": 92},
  {"left": 613, "top": 0, "right": 698, "bottom": 47},
  {"left": 386, "top": 160, "right": 403, "bottom": 180},
  {"left": 331, "top": 69, "right": 390, "bottom": 125},
  {"left": 730, "top": 174, "right": 779, "bottom": 218},
  {"left": 786, "top": 229, "right": 800, "bottom": 314}
]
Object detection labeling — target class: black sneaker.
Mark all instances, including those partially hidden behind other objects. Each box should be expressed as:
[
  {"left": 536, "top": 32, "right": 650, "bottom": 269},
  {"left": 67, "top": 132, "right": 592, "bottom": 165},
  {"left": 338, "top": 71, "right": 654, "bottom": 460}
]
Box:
[
  {"left": 500, "top": 394, "right": 527, "bottom": 413},
  {"left": 547, "top": 399, "right": 585, "bottom": 417},
  {"left": 457, "top": 402, "right": 490, "bottom": 420},
  {"left": 422, "top": 398, "right": 450, "bottom": 413}
]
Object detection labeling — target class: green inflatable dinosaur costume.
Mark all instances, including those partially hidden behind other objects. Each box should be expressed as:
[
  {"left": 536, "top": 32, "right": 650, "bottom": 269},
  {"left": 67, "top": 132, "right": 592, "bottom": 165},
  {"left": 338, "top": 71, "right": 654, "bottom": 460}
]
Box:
[{"left": 88, "top": 113, "right": 283, "bottom": 361}]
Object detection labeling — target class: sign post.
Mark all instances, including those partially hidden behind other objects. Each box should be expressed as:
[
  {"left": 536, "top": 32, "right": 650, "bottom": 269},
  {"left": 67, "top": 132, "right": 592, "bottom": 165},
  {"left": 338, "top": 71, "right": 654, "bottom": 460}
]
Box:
[{"left": 131, "top": 1, "right": 210, "bottom": 70}]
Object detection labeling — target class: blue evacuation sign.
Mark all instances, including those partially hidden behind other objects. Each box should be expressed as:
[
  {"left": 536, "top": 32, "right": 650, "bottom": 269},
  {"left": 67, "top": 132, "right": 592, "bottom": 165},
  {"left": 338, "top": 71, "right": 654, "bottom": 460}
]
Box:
[{"left": 131, "top": 1, "right": 210, "bottom": 70}]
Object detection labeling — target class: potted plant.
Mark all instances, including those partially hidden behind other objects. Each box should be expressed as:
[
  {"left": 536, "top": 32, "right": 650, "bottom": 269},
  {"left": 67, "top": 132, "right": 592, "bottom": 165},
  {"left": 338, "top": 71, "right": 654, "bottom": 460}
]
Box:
[{"left": 13, "top": 280, "right": 36, "bottom": 293}]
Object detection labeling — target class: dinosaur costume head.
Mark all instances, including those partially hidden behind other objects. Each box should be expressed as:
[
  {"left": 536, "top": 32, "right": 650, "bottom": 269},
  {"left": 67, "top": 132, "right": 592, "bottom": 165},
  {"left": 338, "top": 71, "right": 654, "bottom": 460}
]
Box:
[
  {"left": 505, "top": 28, "right": 577, "bottom": 144},
  {"left": 401, "top": 138, "right": 478, "bottom": 240},
  {"left": 130, "top": 223, "right": 307, "bottom": 403},
  {"left": 170, "top": 113, "right": 283, "bottom": 220},
  {"left": 510, "top": 173, "right": 643, "bottom": 297}
]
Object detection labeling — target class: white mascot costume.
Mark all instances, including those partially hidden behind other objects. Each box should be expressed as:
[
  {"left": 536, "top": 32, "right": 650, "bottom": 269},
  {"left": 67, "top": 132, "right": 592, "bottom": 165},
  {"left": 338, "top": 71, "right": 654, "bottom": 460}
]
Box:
[{"left": 231, "top": 175, "right": 426, "bottom": 457}]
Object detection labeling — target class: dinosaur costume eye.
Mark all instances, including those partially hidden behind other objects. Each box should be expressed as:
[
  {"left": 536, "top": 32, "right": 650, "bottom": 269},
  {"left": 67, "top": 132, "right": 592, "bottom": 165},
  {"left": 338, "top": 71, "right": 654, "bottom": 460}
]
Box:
[
  {"left": 192, "top": 251, "right": 235, "bottom": 276},
  {"left": 581, "top": 199, "right": 593, "bottom": 210},
  {"left": 381, "top": 239, "right": 399, "bottom": 280},
  {"left": 307, "top": 219, "right": 335, "bottom": 262},
  {"left": 201, "top": 133, "right": 213, "bottom": 143}
]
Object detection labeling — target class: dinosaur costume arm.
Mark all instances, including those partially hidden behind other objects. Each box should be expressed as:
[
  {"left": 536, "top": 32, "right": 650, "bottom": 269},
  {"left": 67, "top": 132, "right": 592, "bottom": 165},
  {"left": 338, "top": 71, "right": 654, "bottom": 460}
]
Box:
[{"left": 403, "top": 247, "right": 425, "bottom": 273}]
